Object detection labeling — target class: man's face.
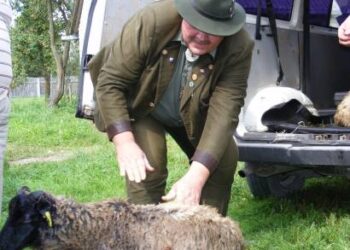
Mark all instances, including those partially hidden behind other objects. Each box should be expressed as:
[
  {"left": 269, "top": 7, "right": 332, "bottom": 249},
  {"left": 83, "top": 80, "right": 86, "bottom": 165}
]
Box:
[{"left": 181, "top": 20, "right": 224, "bottom": 56}]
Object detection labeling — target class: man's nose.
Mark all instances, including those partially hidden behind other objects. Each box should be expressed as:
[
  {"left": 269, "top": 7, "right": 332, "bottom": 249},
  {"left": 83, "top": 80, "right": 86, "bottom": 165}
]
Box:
[{"left": 196, "top": 31, "right": 209, "bottom": 40}]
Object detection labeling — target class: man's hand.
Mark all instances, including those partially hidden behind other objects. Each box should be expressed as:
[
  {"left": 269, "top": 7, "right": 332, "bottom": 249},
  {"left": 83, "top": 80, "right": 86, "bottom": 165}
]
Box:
[
  {"left": 113, "top": 131, "right": 154, "bottom": 183},
  {"left": 338, "top": 16, "right": 350, "bottom": 46},
  {"left": 162, "top": 161, "right": 210, "bottom": 205}
]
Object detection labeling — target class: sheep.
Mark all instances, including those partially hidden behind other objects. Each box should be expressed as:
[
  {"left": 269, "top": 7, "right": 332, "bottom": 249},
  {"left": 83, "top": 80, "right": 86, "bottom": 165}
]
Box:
[
  {"left": 0, "top": 187, "right": 245, "bottom": 250},
  {"left": 334, "top": 91, "right": 350, "bottom": 127}
]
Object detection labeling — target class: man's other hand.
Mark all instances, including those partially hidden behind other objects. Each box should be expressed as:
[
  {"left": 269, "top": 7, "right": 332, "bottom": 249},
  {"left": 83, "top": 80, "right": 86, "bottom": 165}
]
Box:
[{"left": 113, "top": 131, "right": 154, "bottom": 183}]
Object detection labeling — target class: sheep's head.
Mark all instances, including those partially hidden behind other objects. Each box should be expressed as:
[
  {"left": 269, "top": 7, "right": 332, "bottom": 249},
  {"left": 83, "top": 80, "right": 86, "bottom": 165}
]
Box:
[{"left": 0, "top": 186, "right": 56, "bottom": 250}]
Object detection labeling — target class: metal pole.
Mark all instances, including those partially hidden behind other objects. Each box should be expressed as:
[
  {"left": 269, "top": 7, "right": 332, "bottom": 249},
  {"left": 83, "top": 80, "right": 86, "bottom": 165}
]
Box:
[
  {"left": 36, "top": 78, "right": 41, "bottom": 97},
  {"left": 302, "top": 0, "right": 310, "bottom": 95}
]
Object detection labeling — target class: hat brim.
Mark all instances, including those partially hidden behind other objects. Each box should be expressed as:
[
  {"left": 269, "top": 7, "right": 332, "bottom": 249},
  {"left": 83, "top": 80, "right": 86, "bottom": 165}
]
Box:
[{"left": 174, "top": 0, "right": 246, "bottom": 36}]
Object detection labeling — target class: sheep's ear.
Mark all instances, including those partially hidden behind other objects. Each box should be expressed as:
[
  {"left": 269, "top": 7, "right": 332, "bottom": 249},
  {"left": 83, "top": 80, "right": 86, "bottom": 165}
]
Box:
[
  {"left": 17, "top": 186, "right": 31, "bottom": 195},
  {"left": 8, "top": 190, "right": 29, "bottom": 219},
  {"left": 31, "top": 191, "right": 56, "bottom": 214},
  {"left": 32, "top": 192, "right": 56, "bottom": 228},
  {"left": 11, "top": 187, "right": 31, "bottom": 212},
  {"left": 31, "top": 192, "right": 55, "bottom": 211}
]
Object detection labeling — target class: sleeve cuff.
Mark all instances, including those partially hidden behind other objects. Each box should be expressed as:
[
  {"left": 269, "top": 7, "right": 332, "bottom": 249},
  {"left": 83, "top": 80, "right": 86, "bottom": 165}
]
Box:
[
  {"left": 106, "top": 121, "right": 132, "bottom": 141},
  {"left": 191, "top": 150, "right": 218, "bottom": 173}
]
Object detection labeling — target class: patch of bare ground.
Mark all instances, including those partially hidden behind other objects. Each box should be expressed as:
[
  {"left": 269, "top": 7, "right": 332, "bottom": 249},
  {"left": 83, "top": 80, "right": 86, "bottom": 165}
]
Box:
[{"left": 9, "top": 150, "right": 75, "bottom": 166}]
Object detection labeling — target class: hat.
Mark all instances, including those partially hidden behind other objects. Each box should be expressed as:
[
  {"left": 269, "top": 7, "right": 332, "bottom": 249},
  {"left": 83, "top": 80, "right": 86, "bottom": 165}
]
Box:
[{"left": 174, "top": 0, "right": 246, "bottom": 36}]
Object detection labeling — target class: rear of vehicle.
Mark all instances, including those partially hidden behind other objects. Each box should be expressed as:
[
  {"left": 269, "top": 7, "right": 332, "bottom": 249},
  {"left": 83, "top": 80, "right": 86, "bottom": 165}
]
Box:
[{"left": 235, "top": 0, "right": 350, "bottom": 197}]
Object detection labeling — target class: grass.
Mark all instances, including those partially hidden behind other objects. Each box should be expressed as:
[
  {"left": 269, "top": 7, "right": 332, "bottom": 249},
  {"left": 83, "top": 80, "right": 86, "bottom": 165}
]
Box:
[{"left": 3, "top": 97, "right": 350, "bottom": 249}]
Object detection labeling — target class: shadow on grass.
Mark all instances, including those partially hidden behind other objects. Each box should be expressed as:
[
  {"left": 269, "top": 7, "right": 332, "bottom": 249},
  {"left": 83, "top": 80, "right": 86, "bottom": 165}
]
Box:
[
  {"left": 231, "top": 176, "right": 350, "bottom": 237},
  {"left": 287, "top": 177, "right": 350, "bottom": 213}
]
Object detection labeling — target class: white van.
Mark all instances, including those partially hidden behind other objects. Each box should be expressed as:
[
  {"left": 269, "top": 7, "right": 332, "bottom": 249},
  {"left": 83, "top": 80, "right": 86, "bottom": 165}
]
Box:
[{"left": 76, "top": 0, "right": 350, "bottom": 198}]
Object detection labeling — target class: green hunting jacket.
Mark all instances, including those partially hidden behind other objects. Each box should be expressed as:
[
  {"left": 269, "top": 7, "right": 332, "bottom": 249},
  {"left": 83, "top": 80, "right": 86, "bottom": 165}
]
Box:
[{"left": 88, "top": 0, "right": 254, "bottom": 172}]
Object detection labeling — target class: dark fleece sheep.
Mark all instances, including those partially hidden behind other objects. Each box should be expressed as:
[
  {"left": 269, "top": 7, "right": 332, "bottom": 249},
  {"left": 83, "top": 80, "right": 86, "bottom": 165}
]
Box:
[
  {"left": 0, "top": 187, "right": 245, "bottom": 250},
  {"left": 334, "top": 91, "right": 350, "bottom": 127}
]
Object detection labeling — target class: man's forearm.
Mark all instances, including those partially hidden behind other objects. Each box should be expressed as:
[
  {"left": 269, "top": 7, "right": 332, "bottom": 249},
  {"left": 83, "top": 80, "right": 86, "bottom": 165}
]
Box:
[
  {"left": 112, "top": 131, "right": 135, "bottom": 146},
  {"left": 188, "top": 161, "right": 210, "bottom": 188}
]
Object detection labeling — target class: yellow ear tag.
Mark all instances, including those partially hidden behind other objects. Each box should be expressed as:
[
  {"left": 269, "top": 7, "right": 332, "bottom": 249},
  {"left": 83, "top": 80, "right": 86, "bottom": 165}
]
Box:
[{"left": 43, "top": 211, "right": 53, "bottom": 228}]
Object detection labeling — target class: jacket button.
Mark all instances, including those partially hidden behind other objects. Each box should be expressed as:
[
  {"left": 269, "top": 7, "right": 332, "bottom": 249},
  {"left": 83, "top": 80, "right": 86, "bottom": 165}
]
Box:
[
  {"left": 149, "top": 102, "right": 155, "bottom": 108},
  {"left": 208, "top": 64, "right": 214, "bottom": 70},
  {"left": 162, "top": 49, "right": 168, "bottom": 55},
  {"left": 192, "top": 74, "right": 198, "bottom": 81}
]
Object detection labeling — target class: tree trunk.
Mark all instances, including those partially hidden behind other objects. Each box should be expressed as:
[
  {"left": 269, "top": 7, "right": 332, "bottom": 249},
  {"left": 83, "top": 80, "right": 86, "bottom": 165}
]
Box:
[
  {"left": 46, "top": 0, "right": 83, "bottom": 107},
  {"left": 44, "top": 74, "right": 51, "bottom": 103},
  {"left": 51, "top": 66, "right": 65, "bottom": 106}
]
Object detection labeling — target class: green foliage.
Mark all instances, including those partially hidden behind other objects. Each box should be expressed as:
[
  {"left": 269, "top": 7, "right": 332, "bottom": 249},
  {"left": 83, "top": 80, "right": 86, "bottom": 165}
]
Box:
[
  {"left": 10, "top": 0, "right": 54, "bottom": 87},
  {"left": 3, "top": 98, "right": 350, "bottom": 249},
  {"left": 66, "top": 42, "right": 80, "bottom": 77},
  {"left": 51, "top": 0, "right": 74, "bottom": 43},
  {"left": 10, "top": 0, "right": 80, "bottom": 88}
]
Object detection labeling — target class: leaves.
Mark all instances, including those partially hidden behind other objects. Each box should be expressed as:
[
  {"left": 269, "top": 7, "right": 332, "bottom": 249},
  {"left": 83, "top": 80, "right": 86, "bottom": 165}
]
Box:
[
  {"left": 11, "top": 0, "right": 54, "bottom": 86},
  {"left": 10, "top": 0, "right": 81, "bottom": 104}
]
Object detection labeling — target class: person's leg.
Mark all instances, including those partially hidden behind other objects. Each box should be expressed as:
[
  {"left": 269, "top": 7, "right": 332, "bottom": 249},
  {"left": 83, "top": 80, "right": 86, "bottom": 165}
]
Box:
[
  {"left": 0, "top": 93, "right": 10, "bottom": 213},
  {"left": 125, "top": 116, "right": 168, "bottom": 204},
  {"left": 165, "top": 126, "right": 237, "bottom": 215},
  {"left": 200, "top": 139, "right": 238, "bottom": 216},
  {"left": 164, "top": 126, "right": 195, "bottom": 158}
]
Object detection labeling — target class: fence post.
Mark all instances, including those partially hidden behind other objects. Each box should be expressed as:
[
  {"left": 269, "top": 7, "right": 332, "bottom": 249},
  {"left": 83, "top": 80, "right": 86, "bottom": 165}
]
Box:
[{"left": 36, "top": 78, "right": 41, "bottom": 97}]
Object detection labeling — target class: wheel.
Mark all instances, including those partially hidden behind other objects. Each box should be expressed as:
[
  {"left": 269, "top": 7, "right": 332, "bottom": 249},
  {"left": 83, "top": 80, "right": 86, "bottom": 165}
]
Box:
[
  {"left": 245, "top": 163, "right": 306, "bottom": 198},
  {"left": 267, "top": 172, "right": 305, "bottom": 198},
  {"left": 245, "top": 173, "right": 272, "bottom": 198}
]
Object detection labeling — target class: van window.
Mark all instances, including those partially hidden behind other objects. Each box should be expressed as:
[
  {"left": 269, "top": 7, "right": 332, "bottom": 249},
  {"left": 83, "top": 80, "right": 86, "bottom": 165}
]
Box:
[
  {"left": 237, "top": 0, "right": 350, "bottom": 28},
  {"left": 309, "top": 0, "right": 333, "bottom": 27},
  {"left": 309, "top": 0, "right": 350, "bottom": 28},
  {"left": 237, "top": 0, "right": 294, "bottom": 21}
]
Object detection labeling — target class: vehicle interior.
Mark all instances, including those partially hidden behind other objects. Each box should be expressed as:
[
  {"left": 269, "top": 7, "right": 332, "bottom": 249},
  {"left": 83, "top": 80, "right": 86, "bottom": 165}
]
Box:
[{"left": 235, "top": 0, "right": 350, "bottom": 197}]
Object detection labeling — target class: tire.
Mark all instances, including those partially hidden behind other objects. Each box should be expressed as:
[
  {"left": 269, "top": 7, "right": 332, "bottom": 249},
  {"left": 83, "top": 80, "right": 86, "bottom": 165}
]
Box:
[
  {"left": 245, "top": 164, "right": 306, "bottom": 198},
  {"left": 246, "top": 173, "right": 272, "bottom": 198}
]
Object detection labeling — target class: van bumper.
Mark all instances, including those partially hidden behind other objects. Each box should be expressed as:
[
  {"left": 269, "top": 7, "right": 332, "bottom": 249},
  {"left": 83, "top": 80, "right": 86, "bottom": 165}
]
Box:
[{"left": 236, "top": 137, "right": 350, "bottom": 166}]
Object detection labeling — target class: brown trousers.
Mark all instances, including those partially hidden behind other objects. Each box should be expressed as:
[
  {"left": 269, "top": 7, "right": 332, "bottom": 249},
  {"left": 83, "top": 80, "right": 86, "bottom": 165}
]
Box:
[{"left": 126, "top": 116, "right": 238, "bottom": 216}]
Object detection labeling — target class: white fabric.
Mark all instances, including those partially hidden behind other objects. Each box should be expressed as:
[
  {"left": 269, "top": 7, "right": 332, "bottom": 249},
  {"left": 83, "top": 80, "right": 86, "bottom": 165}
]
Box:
[
  {"left": 0, "top": 0, "right": 11, "bottom": 213},
  {"left": 185, "top": 48, "right": 199, "bottom": 62},
  {"left": 0, "top": 0, "right": 12, "bottom": 25},
  {"left": 329, "top": 0, "right": 342, "bottom": 28},
  {"left": 0, "top": 90, "right": 9, "bottom": 213},
  {"left": 0, "top": 0, "right": 12, "bottom": 88}
]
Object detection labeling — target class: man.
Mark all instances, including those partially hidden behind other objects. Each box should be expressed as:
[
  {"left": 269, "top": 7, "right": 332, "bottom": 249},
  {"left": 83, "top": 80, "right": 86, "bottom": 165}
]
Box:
[
  {"left": 89, "top": 0, "right": 254, "bottom": 215},
  {"left": 0, "top": 0, "right": 12, "bottom": 213}
]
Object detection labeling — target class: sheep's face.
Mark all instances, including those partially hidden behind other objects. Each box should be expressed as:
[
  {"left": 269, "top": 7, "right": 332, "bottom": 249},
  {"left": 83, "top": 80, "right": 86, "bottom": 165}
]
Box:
[{"left": 0, "top": 187, "right": 56, "bottom": 250}]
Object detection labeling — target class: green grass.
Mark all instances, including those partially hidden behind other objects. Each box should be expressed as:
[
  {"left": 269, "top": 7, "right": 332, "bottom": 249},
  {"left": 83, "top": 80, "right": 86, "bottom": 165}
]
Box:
[{"left": 3, "top": 97, "right": 350, "bottom": 249}]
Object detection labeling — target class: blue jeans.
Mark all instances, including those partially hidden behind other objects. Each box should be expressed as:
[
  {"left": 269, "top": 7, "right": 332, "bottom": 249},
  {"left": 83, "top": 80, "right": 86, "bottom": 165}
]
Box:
[{"left": 0, "top": 89, "right": 10, "bottom": 213}]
